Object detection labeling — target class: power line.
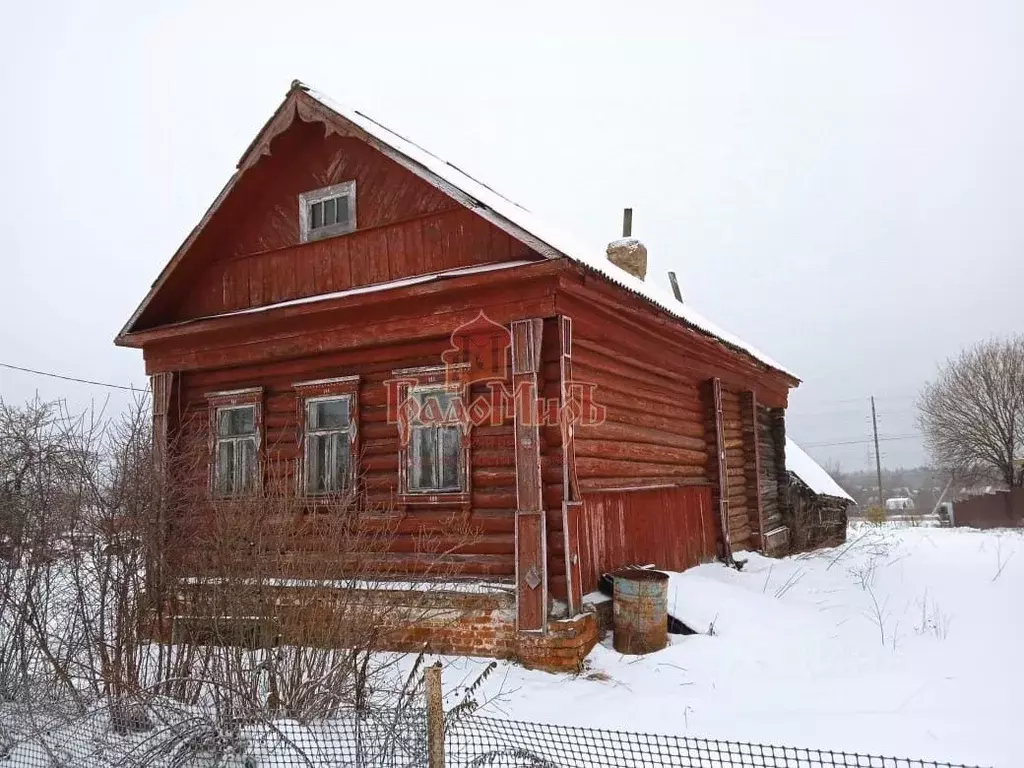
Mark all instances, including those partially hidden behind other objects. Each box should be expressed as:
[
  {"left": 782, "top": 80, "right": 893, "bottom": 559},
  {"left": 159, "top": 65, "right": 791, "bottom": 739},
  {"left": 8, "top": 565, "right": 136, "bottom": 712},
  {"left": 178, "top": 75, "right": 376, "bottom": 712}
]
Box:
[
  {"left": 0, "top": 362, "right": 148, "bottom": 394},
  {"left": 800, "top": 433, "right": 921, "bottom": 449},
  {"left": 0, "top": 363, "right": 928, "bottom": 451},
  {"left": 791, "top": 393, "right": 919, "bottom": 407}
]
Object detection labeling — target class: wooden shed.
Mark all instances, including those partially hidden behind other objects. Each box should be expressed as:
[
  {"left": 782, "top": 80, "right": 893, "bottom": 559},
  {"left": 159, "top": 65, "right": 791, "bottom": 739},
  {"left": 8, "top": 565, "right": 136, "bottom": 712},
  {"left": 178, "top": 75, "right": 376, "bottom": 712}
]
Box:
[
  {"left": 116, "top": 81, "right": 804, "bottom": 669},
  {"left": 785, "top": 438, "right": 854, "bottom": 553}
]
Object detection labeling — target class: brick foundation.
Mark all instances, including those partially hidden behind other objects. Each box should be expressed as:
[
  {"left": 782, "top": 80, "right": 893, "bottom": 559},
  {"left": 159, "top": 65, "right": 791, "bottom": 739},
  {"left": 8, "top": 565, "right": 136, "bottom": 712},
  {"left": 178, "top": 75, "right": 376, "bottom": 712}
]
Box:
[{"left": 159, "top": 582, "right": 599, "bottom": 673}]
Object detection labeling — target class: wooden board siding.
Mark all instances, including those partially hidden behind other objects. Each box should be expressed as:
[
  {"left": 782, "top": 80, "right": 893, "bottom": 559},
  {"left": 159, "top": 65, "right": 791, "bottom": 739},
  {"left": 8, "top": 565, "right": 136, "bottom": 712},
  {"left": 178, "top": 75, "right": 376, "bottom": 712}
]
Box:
[
  {"left": 175, "top": 207, "right": 537, "bottom": 321},
  {"left": 539, "top": 317, "right": 567, "bottom": 601},
  {"left": 140, "top": 119, "right": 541, "bottom": 327},
  {"left": 572, "top": 486, "right": 715, "bottom": 596},
  {"left": 511, "top": 319, "right": 546, "bottom": 631},
  {"left": 758, "top": 404, "right": 790, "bottom": 556},
  {"left": 139, "top": 264, "right": 562, "bottom": 373},
  {"left": 741, "top": 391, "right": 765, "bottom": 550},
  {"left": 719, "top": 386, "right": 752, "bottom": 551}
]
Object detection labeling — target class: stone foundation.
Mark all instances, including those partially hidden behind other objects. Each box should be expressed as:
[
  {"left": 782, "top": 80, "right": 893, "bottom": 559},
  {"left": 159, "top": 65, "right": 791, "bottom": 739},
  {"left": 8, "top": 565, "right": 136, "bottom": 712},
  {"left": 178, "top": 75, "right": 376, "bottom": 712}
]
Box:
[{"left": 158, "top": 581, "right": 599, "bottom": 673}]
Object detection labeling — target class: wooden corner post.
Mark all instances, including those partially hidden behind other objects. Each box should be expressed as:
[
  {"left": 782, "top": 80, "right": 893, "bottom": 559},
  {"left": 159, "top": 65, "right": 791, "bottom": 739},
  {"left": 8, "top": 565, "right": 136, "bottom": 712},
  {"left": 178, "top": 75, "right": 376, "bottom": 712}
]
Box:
[
  {"left": 741, "top": 391, "right": 766, "bottom": 551},
  {"left": 511, "top": 318, "right": 547, "bottom": 632},
  {"left": 703, "top": 377, "right": 733, "bottom": 564}
]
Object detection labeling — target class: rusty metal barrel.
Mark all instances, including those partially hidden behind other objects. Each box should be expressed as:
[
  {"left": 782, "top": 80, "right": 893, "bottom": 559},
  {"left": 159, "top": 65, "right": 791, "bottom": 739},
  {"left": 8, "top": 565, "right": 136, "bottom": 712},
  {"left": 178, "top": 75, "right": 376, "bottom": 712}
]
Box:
[{"left": 612, "top": 568, "right": 669, "bottom": 654}]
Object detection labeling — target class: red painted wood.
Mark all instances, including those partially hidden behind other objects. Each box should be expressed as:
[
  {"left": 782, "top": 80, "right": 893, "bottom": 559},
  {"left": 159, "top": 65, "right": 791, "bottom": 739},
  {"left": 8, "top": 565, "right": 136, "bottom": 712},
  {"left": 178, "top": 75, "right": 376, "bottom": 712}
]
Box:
[
  {"left": 138, "top": 118, "right": 539, "bottom": 327},
  {"left": 573, "top": 486, "right": 715, "bottom": 595},
  {"left": 116, "top": 92, "right": 806, "bottom": 600},
  {"left": 742, "top": 391, "right": 766, "bottom": 551},
  {"left": 511, "top": 318, "right": 546, "bottom": 632},
  {"left": 710, "top": 378, "right": 732, "bottom": 561}
]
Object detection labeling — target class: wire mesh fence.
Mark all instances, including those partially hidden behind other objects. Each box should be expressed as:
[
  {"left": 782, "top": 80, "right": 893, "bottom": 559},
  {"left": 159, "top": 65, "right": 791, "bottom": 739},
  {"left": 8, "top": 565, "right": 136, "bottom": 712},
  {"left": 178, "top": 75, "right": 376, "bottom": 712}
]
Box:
[
  {"left": 445, "top": 715, "right": 988, "bottom": 768},
  {"left": 0, "top": 703, "right": 989, "bottom": 768},
  {"left": 0, "top": 697, "right": 429, "bottom": 767}
]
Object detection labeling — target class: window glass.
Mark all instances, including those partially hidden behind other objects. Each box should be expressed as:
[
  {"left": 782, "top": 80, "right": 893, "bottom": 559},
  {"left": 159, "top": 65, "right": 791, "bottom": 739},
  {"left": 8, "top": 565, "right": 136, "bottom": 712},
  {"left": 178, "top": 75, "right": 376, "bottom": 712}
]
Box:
[
  {"left": 409, "top": 424, "right": 437, "bottom": 491},
  {"left": 217, "top": 441, "right": 236, "bottom": 496},
  {"left": 302, "top": 183, "right": 356, "bottom": 241},
  {"left": 407, "top": 388, "right": 464, "bottom": 493},
  {"left": 439, "top": 426, "right": 461, "bottom": 489},
  {"left": 214, "top": 405, "right": 258, "bottom": 497},
  {"left": 337, "top": 199, "right": 351, "bottom": 229},
  {"left": 304, "top": 396, "right": 353, "bottom": 494},
  {"left": 309, "top": 398, "right": 350, "bottom": 430},
  {"left": 323, "top": 197, "right": 337, "bottom": 227},
  {"left": 218, "top": 406, "right": 255, "bottom": 437}
]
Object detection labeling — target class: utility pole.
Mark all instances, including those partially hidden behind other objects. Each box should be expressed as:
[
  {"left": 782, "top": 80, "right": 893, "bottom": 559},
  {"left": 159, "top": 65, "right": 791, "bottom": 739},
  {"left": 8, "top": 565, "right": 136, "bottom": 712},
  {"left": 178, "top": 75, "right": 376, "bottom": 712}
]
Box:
[{"left": 871, "top": 396, "right": 884, "bottom": 507}]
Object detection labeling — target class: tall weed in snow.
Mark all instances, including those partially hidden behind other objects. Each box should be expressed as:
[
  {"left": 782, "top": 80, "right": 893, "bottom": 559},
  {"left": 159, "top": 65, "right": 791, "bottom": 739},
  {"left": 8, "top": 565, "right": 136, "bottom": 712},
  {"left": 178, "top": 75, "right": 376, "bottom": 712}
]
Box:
[{"left": 914, "top": 591, "right": 951, "bottom": 640}]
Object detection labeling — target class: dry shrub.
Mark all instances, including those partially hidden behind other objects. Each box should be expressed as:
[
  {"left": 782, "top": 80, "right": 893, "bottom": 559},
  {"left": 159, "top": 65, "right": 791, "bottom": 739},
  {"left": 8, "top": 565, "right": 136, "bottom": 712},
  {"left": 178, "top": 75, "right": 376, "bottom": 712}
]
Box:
[
  {"left": 0, "top": 393, "right": 484, "bottom": 741},
  {"left": 865, "top": 505, "right": 887, "bottom": 526}
]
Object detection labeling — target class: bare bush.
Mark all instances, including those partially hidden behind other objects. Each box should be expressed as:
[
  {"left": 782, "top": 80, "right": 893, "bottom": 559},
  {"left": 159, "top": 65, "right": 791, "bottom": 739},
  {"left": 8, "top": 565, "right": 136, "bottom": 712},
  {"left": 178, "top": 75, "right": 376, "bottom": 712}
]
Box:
[{"left": 0, "top": 394, "right": 487, "bottom": 765}]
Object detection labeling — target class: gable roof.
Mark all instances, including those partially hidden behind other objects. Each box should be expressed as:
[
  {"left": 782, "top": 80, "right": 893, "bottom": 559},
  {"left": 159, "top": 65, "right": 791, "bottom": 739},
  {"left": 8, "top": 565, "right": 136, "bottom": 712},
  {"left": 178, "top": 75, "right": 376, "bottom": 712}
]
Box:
[
  {"left": 117, "top": 81, "right": 797, "bottom": 381},
  {"left": 785, "top": 438, "right": 855, "bottom": 502}
]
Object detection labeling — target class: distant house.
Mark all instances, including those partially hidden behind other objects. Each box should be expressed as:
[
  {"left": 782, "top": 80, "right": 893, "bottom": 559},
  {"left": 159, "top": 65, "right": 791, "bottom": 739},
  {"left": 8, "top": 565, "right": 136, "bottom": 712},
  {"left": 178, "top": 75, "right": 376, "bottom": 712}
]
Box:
[
  {"left": 885, "top": 497, "right": 915, "bottom": 512},
  {"left": 115, "top": 80, "right": 828, "bottom": 670},
  {"left": 785, "top": 439, "right": 854, "bottom": 552}
]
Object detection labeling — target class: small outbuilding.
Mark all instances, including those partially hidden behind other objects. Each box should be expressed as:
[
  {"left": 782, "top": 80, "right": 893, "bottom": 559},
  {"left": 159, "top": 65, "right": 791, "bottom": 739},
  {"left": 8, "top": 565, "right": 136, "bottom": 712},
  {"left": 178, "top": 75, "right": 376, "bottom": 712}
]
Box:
[{"left": 785, "top": 438, "right": 854, "bottom": 552}]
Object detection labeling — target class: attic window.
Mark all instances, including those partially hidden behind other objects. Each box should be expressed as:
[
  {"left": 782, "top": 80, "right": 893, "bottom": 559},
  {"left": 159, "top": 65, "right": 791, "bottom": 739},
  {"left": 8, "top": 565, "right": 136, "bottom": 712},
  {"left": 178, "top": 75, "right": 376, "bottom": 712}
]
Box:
[{"left": 299, "top": 181, "right": 356, "bottom": 242}]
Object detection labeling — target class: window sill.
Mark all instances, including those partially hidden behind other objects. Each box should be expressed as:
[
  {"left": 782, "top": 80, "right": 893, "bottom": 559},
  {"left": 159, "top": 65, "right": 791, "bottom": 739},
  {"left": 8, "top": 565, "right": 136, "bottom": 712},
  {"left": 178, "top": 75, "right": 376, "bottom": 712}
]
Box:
[{"left": 399, "top": 491, "right": 471, "bottom": 507}]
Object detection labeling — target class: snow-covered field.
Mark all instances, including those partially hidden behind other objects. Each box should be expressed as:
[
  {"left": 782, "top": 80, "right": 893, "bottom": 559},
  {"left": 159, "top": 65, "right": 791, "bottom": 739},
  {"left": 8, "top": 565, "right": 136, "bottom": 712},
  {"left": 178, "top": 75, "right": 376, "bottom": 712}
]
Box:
[{"left": 438, "top": 525, "right": 1023, "bottom": 767}]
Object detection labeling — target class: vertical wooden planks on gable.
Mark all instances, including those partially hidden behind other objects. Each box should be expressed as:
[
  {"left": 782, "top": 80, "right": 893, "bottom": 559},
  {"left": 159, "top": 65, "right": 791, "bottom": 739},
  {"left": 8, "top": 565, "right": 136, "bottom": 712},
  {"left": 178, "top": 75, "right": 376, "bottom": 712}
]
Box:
[
  {"left": 512, "top": 318, "right": 547, "bottom": 632},
  {"left": 741, "top": 391, "right": 766, "bottom": 552}
]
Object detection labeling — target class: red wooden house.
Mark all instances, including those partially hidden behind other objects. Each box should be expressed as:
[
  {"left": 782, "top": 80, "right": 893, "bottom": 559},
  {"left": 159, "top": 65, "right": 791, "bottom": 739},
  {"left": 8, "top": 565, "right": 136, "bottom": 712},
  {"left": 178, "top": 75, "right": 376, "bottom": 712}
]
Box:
[{"left": 116, "top": 81, "right": 802, "bottom": 669}]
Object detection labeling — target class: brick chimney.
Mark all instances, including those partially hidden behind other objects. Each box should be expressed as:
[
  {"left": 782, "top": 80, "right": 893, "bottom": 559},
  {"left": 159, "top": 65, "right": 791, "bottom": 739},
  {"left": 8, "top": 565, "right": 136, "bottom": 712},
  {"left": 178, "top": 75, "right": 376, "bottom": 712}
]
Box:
[{"left": 606, "top": 208, "right": 648, "bottom": 281}]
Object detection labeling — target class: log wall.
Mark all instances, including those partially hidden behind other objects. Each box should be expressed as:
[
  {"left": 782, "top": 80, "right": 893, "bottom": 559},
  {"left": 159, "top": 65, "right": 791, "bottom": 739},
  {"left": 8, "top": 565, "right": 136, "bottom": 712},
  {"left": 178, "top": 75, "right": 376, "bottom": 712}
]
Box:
[
  {"left": 165, "top": 327, "right": 569, "bottom": 598},
  {"left": 788, "top": 480, "right": 850, "bottom": 553},
  {"left": 758, "top": 404, "right": 791, "bottom": 556},
  {"left": 567, "top": 303, "right": 709, "bottom": 493}
]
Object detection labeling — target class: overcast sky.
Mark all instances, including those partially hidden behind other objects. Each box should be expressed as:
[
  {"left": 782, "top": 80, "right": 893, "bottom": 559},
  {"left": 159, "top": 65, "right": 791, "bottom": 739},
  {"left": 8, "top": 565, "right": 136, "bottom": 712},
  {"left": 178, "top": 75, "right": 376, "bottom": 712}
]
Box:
[{"left": 1, "top": 0, "right": 1021, "bottom": 471}]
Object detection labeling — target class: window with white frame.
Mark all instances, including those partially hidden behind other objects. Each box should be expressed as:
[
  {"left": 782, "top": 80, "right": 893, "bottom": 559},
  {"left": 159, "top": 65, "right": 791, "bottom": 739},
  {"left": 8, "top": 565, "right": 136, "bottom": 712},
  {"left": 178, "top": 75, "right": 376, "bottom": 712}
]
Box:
[
  {"left": 304, "top": 395, "right": 355, "bottom": 494},
  {"left": 407, "top": 387, "right": 465, "bottom": 493},
  {"left": 214, "top": 404, "right": 258, "bottom": 496},
  {"left": 299, "top": 181, "right": 356, "bottom": 242}
]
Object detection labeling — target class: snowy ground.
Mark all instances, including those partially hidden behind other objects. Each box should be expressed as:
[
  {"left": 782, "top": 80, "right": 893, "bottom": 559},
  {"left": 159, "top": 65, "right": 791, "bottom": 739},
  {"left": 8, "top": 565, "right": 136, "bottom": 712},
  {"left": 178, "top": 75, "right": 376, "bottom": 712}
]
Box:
[{"left": 435, "top": 524, "right": 1023, "bottom": 767}]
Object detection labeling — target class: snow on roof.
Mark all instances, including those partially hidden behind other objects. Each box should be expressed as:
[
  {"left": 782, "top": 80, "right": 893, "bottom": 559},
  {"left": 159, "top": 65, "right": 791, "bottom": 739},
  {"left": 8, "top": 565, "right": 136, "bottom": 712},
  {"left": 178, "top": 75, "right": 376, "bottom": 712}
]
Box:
[
  {"left": 301, "top": 85, "right": 798, "bottom": 380},
  {"left": 785, "top": 437, "right": 855, "bottom": 502}
]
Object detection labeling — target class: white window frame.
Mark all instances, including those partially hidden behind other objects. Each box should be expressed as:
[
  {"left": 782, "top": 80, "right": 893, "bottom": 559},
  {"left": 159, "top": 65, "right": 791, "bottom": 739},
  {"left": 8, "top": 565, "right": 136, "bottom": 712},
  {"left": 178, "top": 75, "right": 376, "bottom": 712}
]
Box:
[
  {"left": 405, "top": 385, "right": 467, "bottom": 495},
  {"left": 299, "top": 180, "right": 357, "bottom": 243},
  {"left": 213, "top": 403, "right": 259, "bottom": 498},
  {"left": 303, "top": 394, "right": 356, "bottom": 496}
]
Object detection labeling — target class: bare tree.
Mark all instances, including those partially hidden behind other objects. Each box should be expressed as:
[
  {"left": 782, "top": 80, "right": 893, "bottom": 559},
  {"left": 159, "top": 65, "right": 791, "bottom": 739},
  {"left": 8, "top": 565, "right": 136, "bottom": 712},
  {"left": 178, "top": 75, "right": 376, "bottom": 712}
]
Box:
[{"left": 918, "top": 335, "right": 1024, "bottom": 488}]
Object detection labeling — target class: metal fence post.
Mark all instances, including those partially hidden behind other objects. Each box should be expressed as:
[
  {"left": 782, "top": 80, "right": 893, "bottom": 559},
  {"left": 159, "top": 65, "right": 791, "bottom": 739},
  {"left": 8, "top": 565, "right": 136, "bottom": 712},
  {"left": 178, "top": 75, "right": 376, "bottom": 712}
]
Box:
[{"left": 426, "top": 661, "right": 444, "bottom": 768}]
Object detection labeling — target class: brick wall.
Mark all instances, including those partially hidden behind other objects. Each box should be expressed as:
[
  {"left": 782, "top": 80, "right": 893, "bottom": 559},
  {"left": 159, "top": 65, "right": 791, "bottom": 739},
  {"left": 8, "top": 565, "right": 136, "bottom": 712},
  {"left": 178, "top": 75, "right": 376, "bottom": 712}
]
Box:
[{"left": 161, "top": 583, "right": 599, "bottom": 673}]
